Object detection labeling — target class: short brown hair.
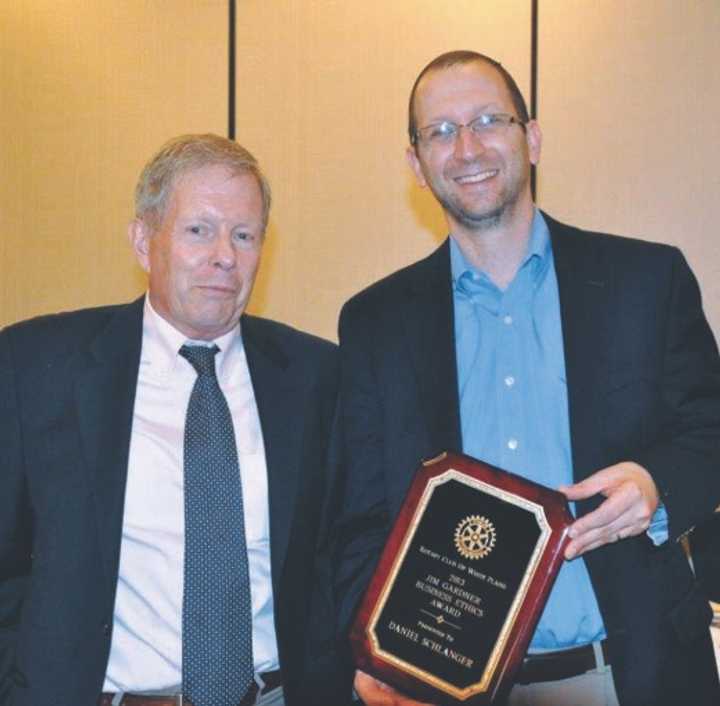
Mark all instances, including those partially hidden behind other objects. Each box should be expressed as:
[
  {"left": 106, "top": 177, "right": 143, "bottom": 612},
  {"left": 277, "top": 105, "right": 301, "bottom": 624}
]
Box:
[
  {"left": 134, "top": 133, "right": 272, "bottom": 231},
  {"left": 408, "top": 50, "right": 530, "bottom": 145}
]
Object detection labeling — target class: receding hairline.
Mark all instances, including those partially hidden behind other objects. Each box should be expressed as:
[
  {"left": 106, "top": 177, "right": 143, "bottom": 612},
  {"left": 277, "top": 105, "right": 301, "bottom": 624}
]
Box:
[{"left": 408, "top": 51, "right": 530, "bottom": 144}]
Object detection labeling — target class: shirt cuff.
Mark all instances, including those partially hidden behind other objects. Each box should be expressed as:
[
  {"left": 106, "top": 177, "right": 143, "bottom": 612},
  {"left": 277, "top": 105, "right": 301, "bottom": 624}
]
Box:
[{"left": 647, "top": 502, "right": 669, "bottom": 546}]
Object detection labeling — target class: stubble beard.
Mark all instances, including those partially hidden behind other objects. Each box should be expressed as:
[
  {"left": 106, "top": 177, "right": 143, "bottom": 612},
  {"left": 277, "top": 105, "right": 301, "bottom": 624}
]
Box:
[
  {"left": 435, "top": 166, "right": 530, "bottom": 234},
  {"left": 435, "top": 183, "right": 517, "bottom": 233},
  {"left": 441, "top": 196, "right": 504, "bottom": 231}
]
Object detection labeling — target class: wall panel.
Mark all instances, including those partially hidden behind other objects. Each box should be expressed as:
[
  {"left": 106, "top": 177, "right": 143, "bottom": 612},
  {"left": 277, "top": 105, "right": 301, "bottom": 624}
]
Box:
[
  {"left": 537, "top": 0, "right": 720, "bottom": 337},
  {"left": 235, "top": 1, "right": 531, "bottom": 340},
  {"left": 5, "top": 3, "right": 716, "bottom": 343},
  {"left": 0, "top": 1, "right": 227, "bottom": 327}
]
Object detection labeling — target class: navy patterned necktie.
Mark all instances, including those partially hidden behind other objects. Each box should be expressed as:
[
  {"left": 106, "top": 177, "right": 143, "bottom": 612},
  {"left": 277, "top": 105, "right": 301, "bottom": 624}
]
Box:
[{"left": 179, "top": 344, "right": 254, "bottom": 706}]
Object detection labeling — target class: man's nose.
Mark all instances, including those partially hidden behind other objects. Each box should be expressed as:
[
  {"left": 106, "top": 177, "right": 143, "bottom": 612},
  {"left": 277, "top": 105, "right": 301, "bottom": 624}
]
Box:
[
  {"left": 211, "top": 231, "right": 236, "bottom": 268},
  {"left": 453, "top": 125, "right": 485, "bottom": 160}
]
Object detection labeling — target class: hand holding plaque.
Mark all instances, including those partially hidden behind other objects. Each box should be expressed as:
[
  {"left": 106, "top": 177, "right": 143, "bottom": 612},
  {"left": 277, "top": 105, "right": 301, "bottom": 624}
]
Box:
[{"left": 350, "top": 451, "right": 573, "bottom": 705}]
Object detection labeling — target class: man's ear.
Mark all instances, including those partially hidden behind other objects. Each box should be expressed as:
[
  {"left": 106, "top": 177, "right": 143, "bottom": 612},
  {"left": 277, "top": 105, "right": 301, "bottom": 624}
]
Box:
[
  {"left": 406, "top": 145, "right": 428, "bottom": 188},
  {"left": 128, "top": 219, "right": 152, "bottom": 273},
  {"left": 525, "top": 119, "right": 542, "bottom": 167}
]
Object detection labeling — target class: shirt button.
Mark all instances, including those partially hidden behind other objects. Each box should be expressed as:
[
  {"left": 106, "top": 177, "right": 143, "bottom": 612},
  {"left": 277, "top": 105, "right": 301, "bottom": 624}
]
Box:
[
  {"left": 507, "top": 438, "right": 518, "bottom": 451},
  {"left": 504, "top": 375, "right": 515, "bottom": 387},
  {"left": 503, "top": 315, "right": 513, "bottom": 325}
]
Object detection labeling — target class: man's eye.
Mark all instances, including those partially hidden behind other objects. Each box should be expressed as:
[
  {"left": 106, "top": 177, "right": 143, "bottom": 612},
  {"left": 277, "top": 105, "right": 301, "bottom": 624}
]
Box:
[
  {"left": 187, "top": 225, "right": 206, "bottom": 236},
  {"left": 471, "top": 115, "right": 496, "bottom": 130},
  {"left": 431, "top": 123, "right": 456, "bottom": 138}
]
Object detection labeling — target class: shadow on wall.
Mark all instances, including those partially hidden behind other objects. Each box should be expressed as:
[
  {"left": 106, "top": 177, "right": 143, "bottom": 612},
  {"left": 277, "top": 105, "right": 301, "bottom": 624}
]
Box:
[
  {"left": 406, "top": 175, "right": 447, "bottom": 247},
  {"left": 246, "top": 220, "right": 279, "bottom": 317},
  {"left": 247, "top": 176, "right": 446, "bottom": 323}
]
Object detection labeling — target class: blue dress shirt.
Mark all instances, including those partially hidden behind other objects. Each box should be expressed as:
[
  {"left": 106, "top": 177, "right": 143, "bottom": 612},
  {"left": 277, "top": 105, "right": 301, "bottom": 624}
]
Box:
[{"left": 451, "top": 211, "right": 607, "bottom": 649}]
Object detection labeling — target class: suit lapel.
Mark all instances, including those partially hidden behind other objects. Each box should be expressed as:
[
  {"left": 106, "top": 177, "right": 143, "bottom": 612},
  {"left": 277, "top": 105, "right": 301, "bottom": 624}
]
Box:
[
  {"left": 547, "top": 214, "right": 613, "bottom": 486},
  {"left": 400, "top": 241, "right": 462, "bottom": 454},
  {"left": 242, "top": 316, "right": 303, "bottom": 595},
  {"left": 74, "top": 297, "right": 144, "bottom": 591}
]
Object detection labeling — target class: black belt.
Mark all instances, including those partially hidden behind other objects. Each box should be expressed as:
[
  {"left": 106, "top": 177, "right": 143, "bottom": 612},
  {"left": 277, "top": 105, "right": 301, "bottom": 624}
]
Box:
[
  {"left": 515, "top": 640, "right": 610, "bottom": 685},
  {"left": 99, "top": 670, "right": 283, "bottom": 706},
  {"left": 98, "top": 696, "right": 190, "bottom": 706}
]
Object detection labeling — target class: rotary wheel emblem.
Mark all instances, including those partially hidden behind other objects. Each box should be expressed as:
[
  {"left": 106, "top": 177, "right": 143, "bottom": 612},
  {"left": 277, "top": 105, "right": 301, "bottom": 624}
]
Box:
[{"left": 454, "top": 515, "right": 496, "bottom": 559}]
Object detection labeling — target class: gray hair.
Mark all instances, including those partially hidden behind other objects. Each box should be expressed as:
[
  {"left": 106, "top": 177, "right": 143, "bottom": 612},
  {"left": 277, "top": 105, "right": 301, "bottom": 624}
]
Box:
[{"left": 134, "top": 133, "right": 272, "bottom": 231}]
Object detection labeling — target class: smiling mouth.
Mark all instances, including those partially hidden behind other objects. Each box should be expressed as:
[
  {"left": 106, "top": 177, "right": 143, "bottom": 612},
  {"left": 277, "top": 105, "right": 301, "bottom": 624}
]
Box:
[{"left": 454, "top": 169, "right": 498, "bottom": 184}]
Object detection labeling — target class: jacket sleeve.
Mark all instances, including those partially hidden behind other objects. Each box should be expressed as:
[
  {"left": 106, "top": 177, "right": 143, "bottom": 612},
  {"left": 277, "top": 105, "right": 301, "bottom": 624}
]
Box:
[
  {"left": 0, "top": 330, "right": 32, "bottom": 704},
  {"left": 634, "top": 248, "right": 720, "bottom": 540}
]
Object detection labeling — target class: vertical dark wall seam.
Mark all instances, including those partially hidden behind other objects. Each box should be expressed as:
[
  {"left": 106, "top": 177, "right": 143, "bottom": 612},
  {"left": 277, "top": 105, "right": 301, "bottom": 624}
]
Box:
[
  {"left": 530, "top": 0, "right": 538, "bottom": 200},
  {"left": 228, "top": 0, "right": 236, "bottom": 139}
]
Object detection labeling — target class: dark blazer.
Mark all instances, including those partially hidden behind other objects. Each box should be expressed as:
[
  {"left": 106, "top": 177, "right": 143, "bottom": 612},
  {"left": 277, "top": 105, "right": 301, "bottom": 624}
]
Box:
[
  {"left": 691, "top": 513, "right": 720, "bottom": 604},
  {"left": 335, "top": 213, "right": 720, "bottom": 705},
  {"left": 0, "top": 297, "right": 350, "bottom": 706}
]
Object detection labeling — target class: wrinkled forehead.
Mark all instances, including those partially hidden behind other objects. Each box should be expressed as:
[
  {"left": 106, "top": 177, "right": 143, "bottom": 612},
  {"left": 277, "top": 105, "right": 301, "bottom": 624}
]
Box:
[
  {"left": 147, "top": 167, "right": 264, "bottom": 238},
  {"left": 171, "top": 162, "right": 253, "bottom": 193},
  {"left": 162, "top": 164, "right": 262, "bottom": 214}
]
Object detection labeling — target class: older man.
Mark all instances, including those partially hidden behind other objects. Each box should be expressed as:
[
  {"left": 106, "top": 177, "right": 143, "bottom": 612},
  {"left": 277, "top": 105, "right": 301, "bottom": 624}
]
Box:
[
  {"left": 335, "top": 52, "right": 720, "bottom": 705},
  {"left": 0, "top": 134, "right": 348, "bottom": 706}
]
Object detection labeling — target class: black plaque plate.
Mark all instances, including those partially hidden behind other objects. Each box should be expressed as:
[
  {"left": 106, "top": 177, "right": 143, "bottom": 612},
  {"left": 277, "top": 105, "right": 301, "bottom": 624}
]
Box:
[{"left": 350, "top": 451, "right": 573, "bottom": 704}]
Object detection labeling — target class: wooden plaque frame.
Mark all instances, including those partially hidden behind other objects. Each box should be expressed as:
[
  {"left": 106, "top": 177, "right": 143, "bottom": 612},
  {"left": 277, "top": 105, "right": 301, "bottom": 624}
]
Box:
[{"left": 350, "top": 451, "right": 573, "bottom": 704}]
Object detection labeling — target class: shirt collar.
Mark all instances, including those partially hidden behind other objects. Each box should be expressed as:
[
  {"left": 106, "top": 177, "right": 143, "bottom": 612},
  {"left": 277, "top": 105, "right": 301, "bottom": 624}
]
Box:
[
  {"left": 141, "top": 295, "right": 244, "bottom": 382},
  {"left": 450, "top": 208, "right": 552, "bottom": 291}
]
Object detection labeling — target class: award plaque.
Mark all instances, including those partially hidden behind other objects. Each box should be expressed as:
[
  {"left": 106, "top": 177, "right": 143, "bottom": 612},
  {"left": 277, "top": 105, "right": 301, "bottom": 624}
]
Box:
[{"left": 350, "top": 451, "right": 573, "bottom": 704}]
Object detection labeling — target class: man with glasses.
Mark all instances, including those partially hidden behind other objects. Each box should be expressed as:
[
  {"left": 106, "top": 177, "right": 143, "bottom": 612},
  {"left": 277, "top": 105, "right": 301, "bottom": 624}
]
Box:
[{"left": 335, "top": 51, "right": 720, "bottom": 705}]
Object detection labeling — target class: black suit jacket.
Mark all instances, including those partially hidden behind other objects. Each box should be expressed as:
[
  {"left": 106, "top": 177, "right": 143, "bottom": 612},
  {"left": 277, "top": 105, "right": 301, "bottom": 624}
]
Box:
[
  {"left": 691, "top": 513, "right": 720, "bottom": 604},
  {"left": 0, "top": 297, "right": 350, "bottom": 706},
  {"left": 335, "top": 214, "right": 720, "bottom": 705}
]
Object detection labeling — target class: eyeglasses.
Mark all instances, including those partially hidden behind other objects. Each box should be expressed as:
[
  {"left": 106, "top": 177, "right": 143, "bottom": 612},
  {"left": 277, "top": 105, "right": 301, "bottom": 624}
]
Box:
[{"left": 413, "top": 113, "right": 525, "bottom": 146}]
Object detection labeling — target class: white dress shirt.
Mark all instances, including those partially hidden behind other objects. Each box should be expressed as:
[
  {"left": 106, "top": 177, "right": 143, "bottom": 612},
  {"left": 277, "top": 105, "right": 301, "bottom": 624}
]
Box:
[{"left": 103, "top": 298, "right": 279, "bottom": 693}]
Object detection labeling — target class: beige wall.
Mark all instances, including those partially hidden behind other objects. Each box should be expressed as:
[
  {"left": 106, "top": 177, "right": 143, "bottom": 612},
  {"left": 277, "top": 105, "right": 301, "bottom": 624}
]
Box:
[
  {"left": 236, "top": 1, "right": 531, "bottom": 339},
  {"left": 537, "top": 0, "right": 720, "bottom": 336},
  {"left": 2, "top": 2, "right": 718, "bottom": 346},
  {"left": 0, "top": 0, "right": 227, "bottom": 327}
]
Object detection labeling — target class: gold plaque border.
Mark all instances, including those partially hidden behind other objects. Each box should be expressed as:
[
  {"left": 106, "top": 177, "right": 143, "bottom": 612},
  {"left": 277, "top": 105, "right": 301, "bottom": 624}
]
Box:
[{"left": 366, "top": 468, "right": 552, "bottom": 701}]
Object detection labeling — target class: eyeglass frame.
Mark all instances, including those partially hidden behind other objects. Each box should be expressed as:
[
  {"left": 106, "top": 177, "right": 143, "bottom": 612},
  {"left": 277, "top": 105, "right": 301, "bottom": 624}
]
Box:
[{"left": 411, "top": 112, "right": 526, "bottom": 147}]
